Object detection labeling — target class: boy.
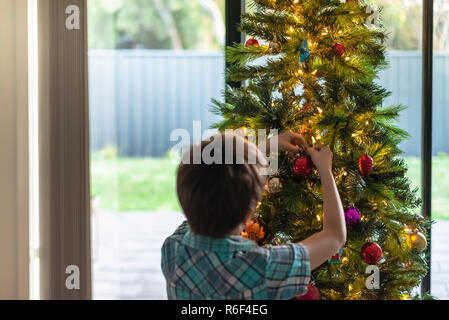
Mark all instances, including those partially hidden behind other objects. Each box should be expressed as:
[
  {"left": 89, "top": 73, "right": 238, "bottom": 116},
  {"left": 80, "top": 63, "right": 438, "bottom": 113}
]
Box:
[{"left": 161, "top": 131, "right": 346, "bottom": 300}]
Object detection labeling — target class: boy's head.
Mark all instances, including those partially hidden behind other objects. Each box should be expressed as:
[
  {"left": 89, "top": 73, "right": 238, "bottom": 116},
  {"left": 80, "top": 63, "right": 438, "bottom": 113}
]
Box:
[{"left": 176, "top": 132, "right": 268, "bottom": 238}]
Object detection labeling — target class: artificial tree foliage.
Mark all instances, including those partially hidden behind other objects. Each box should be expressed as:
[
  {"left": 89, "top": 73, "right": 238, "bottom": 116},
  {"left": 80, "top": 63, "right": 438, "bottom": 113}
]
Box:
[{"left": 212, "top": 0, "right": 430, "bottom": 300}]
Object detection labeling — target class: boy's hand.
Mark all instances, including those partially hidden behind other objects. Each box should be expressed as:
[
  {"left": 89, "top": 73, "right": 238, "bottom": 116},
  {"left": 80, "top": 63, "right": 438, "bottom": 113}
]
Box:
[
  {"left": 267, "top": 131, "right": 309, "bottom": 154},
  {"left": 307, "top": 144, "right": 333, "bottom": 173}
]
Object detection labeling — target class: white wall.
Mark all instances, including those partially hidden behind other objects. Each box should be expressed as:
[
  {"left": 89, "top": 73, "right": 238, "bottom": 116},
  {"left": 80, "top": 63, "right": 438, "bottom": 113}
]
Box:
[{"left": 0, "top": 0, "right": 29, "bottom": 299}]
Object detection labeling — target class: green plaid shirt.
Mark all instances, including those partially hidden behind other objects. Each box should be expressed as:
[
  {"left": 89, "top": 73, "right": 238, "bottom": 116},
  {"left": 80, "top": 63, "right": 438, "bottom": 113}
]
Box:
[{"left": 161, "top": 221, "right": 311, "bottom": 300}]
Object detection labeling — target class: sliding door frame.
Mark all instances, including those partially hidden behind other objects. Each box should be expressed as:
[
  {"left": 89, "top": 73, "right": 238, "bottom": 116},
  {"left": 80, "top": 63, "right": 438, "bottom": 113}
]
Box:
[
  {"left": 38, "top": 0, "right": 91, "bottom": 299},
  {"left": 35, "top": 0, "right": 432, "bottom": 299},
  {"left": 421, "top": 0, "right": 433, "bottom": 296},
  {"left": 225, "top": 0, "right": 244, "bottom": 89}
]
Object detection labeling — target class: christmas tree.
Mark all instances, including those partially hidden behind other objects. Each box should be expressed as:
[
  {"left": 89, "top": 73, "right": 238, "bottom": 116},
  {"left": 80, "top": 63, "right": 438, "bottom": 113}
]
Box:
[{"left": 212, "top": 0, "right": 430, "bottom": 300}]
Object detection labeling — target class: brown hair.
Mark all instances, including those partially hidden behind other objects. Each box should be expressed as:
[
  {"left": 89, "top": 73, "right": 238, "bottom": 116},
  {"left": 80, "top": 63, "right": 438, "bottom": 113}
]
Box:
[{"left": 176, "top": 132, "right": 267, "bottom": 238}]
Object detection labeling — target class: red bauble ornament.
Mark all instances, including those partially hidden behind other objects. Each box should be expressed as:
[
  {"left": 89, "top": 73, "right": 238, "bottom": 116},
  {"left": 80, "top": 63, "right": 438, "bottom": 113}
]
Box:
[
  {"left": 297, "top": 284, "right": 321, "bottom": 300},
  {"left": 292, "top": 156, "right": 313, "bottom": 177},
  {"left": 332, "top": 42, "right": 345, "bottom": 57},
  {"left": 359, "top": 153, "right": 374, "bottom": 177},
  {"left": 245, "top": 38, "right": 260, "bottom": 47},
  {"left": 361, "top": 242, "right": 383, "bottom": 265}
]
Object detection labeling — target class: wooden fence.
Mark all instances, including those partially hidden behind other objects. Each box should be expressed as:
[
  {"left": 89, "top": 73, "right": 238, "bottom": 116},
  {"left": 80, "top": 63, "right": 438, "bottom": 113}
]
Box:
[{"left": 89, "top": 50, "right": 449, "bottom": 157}]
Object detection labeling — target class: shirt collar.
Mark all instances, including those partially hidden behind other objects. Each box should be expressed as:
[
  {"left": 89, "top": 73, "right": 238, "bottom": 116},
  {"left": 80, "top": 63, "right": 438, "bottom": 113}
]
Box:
[{"left": 182, "top": 231, "right": 257, "bottom": 252}]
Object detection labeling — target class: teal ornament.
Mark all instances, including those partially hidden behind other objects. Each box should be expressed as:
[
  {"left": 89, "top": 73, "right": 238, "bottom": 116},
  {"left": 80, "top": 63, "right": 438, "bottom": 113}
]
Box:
[
  {"left": 299, "top": 39, "right": 310, "bottom": 63},
  {"left": 329, "top": 248, "right": 344, "bottom": 264}
]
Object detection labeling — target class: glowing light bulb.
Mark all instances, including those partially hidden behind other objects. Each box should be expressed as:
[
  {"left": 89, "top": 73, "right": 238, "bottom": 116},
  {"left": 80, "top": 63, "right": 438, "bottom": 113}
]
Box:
[
  {"left": 401, "top": 294, "right": 411, "bottom": 300},
  {"left": 312, "top": 70, "right": 317, "bottom": 75},
  {"left": 345, "top": 57, "right": 350, "bottom": 61},
  {"left": 342, "top": 257, "right": 349, "bottom": 264},
  {"left": 349, "top": 284, "right": 353, "bottom": 291},
  {"left": 316, "top": 215, "right": 321, "bottom": 221},
  {"left": 242, "top": 127, "right": 248, "bottom": 135},
  {"left": 317, "top": 107, "right": 324, "bottom": 113},
  {"left": 312, "top": 136, "right": 317, "bottom": 144}
]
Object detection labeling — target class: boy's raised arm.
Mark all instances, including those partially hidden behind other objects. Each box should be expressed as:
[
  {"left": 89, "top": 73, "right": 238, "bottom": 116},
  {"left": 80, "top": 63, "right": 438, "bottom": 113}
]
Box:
[
  {"left": 262, "top": 132, "right": 346, "bottom": 270},
  {"left": 300, "top": 145, "right": 347, "bottom": 270}
]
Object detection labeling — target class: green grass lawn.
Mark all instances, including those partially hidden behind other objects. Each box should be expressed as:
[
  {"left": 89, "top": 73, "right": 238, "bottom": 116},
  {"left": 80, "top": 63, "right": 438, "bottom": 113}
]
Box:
[
  {"left": 91, "top": 153, "right": 449, "bottom": 220},
  {"left": 405, "top": 155, "right": 449, "bottom": 220},
  {"left": 91, "top": 153, "right": 181, "bottom": 212}
]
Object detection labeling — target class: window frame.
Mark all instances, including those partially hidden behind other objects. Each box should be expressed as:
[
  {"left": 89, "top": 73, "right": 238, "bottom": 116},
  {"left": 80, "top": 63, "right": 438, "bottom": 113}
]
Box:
[
  {"left": 35, "top": 0, "right": 433, "bottom": 299},
  {"left": 421, "top": 0, "right": 433, "bottom": 295}
]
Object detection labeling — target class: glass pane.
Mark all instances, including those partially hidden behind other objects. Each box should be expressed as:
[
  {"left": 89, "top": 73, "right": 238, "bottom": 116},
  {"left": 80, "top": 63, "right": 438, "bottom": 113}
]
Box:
[
  {"left": 88, "top": 0, "right": 225, "bottom": 299},
  {"left": 372, "top": 0, "right": 422, "bottom": 191},
  {"left": 239, "top": 0, "right": 426, "bottom": 299},
  {"left": 432, "top": 0, "right": 449, "bottom": 300},
  {"left": 371, "top": 0, "right": 424, "bottom": 295}
]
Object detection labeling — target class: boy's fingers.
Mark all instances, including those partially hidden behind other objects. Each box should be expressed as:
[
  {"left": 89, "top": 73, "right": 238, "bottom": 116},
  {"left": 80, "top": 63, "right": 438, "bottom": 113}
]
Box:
[
  {"left": 286, "top": 144, "right": 301, "bottom": 154},
  {"left": 306, "top": 147, "right": 316, "bottom": 156},
  {"left": 290, "top": 132, "right": 309, "bottom": 149}
]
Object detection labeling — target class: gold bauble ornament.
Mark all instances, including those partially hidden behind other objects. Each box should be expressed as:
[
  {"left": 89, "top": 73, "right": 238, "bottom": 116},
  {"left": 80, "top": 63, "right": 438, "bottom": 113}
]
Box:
[
  {"left": 266, "top": 177, "right": 282, "bottom": 194},
  {"left": 268, "top": 41, "right": 282, "bottom": 54},
  {"left": 408, "top": 232, "right": 427, "bottom": 252}
]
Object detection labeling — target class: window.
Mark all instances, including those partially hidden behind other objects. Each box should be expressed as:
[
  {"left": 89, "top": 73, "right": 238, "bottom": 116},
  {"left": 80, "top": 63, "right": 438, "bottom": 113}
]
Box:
[
  {"left": 88, "top": 0, "right": 226, "bottom": 300},
  {"left": 86, "top": 0, "right": 447, "bottom": 300}
]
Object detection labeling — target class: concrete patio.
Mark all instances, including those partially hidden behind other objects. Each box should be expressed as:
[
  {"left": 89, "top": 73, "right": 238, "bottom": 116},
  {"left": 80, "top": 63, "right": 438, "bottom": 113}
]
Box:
[{"left": 91, "top": 210, "right": 449, "bottom": 300}]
